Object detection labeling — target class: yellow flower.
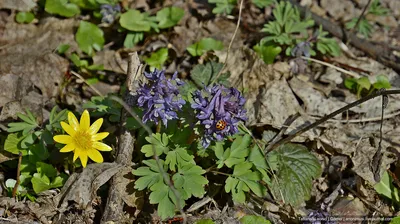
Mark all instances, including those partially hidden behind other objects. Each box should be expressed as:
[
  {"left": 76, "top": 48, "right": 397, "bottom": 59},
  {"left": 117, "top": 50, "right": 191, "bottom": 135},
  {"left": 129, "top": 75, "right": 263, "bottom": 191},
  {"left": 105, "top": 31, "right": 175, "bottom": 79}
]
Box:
[{"left": 53, "top": 110, "right": 112, "bottom": 168}]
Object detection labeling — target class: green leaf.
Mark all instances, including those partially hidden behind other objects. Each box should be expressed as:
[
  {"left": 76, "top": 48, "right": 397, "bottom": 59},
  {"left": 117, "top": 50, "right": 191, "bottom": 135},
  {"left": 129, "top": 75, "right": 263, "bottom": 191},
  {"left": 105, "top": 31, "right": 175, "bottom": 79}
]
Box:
[
  {"left": 346, "top": 18, "right": 373, "bottom": 38},
  {"left": 390, "top": 217, "right": 400, "bottom": 224},
  {"left": 165, "top": 147, "right": 195, "bottom": 171},
  {"left": 141, "top": 133, "right": 170, "bottom": 157},
  {"left": 369, "top": 0, "right": 389, "bottom": 16},
  {"left": 124, "top": 32, "right": 144, "bottom": 48},
  {"left": 374, "top": 171, "right": 400, "bottom": 203},
  {"left": 190, "top": 61, "right": 229, "bottom": 87},
  {"left": 187, "top": 38, "right": 224, "bottom": 57},
  {"left": 76, "top": 21, "right": 105, "bottom": 55},
  {"left": 240, "top": 215, "right": 271, "bottom": 224},
  {"left": 120, "top": 10, "right": 157, "bottom": 32},
  {"left": 373, "top": 75, "right": 391, "bottom": 90},
  {"left": 224, "top": 135, "right": 251, "bottom": 168},
  {"left": 356, "top": 77, "right": 371, "bottom": 91},
  {"left": 31, "top": 173, "right": 52, "bottom": 193},
  {"left": 133, "top": 159, "right": 166, "bottom": 190},
  {"left": 56, "top": 44, "right": 70, "bottom": 54},
  {"left": 16, "top": 12, "right": 35, "bottom": 24},
  {"left": 225, "top": 162, "right": 266, "bottom": 203},
  {"left": 30, "top": 140, "right": 50, "bottom": 161},
  {"left": 144, "top": 48, "right": 169, "bottom": 70},
  {"left": 208, "top": 0, "right": 237, "bottom": 14},
  {"left": 252, "top": 0, "right": 273, "bottom": 8},
  {"left": 344, "top": 77, "right": 357, "bottom": 90},
  {"left": 267, "top": 143, "right": 321, "bottom": 206},
  {"left": 36, "top": 162, "right": 57, "bottom": 178},
  {"left": 70, "top": 0, "right": 98, "bottom": 9},
  {"left": 156, "top": 7, "right": 184, "bottom": 29},
  {"left": 4, "top": 133, "right": 28, "bottom": 155},
  {"left": 254, "top": 42, "right": 282, "bottom": 64},
  {"left": 148, "top": 181, "right": 182, "bottom": 219},
  {"left": 173, "top": 163, "right": 208, "bottom": 198},
  {"left": 45, "top": 0, "right": 80, "bottom": 17},
  {"left": 195, "top": 219, "right": 215, "bottom": 224}
]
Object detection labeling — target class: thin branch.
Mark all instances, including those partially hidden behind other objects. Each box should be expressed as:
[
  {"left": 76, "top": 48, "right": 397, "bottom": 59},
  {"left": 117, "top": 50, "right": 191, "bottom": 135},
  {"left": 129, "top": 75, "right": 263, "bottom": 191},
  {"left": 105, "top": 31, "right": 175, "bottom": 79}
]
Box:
[
  {"left": 301, "top": 56, "right": 360, "bottom": 78},
  {"left": 12, "top": 152, "right": 22, "bottom": 198},
  {"left": 347, "top": 0, "right": 372, "bottom": 45},
  {"left": 265, "top": 89, "right": 400, "bottom": 154},
  {"left": 70, "top": 71, "right": 104, "bottom": 97},
  {"left": 211, "top": 0, "right": 244, "bottom": 85}
]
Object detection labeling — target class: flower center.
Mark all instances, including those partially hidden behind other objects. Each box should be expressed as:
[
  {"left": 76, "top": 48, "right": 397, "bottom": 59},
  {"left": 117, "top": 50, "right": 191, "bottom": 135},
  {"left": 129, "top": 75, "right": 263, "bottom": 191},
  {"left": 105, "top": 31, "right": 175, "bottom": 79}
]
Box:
[{"left": 73, "top": 131, "right": 92, "bottom": 151}]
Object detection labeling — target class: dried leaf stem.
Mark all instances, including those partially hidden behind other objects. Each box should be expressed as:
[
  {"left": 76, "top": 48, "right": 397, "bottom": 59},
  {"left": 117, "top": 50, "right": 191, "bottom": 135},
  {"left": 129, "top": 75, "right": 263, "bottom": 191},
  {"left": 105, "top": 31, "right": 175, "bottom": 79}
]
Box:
[{"left": 265, "top": 89, "right": 400, "bottom": 154}]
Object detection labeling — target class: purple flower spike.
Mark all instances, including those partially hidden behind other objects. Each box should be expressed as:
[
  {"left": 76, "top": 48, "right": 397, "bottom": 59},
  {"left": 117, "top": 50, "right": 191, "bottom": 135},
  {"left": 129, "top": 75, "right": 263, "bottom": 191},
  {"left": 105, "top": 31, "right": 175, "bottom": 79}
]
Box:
[
  {"left": 135, "top": 69, "right": 186, "bottom": 127},
  {"left": 191, "top": 84, "right": 247, "bottom": 148}
]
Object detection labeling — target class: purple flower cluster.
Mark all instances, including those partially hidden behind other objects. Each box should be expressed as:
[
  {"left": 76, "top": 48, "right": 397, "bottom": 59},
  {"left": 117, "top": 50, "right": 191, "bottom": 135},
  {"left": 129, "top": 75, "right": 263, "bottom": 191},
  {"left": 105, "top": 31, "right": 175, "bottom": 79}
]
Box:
[
  {"left": 191, "top": 84, "right": 247, "bottom": 148},
  {"left": 100, "top": 4, "right": 121, "bottom": 24},
  {"left": 136, "top": 69, "right": 185, "bottom": 127}
]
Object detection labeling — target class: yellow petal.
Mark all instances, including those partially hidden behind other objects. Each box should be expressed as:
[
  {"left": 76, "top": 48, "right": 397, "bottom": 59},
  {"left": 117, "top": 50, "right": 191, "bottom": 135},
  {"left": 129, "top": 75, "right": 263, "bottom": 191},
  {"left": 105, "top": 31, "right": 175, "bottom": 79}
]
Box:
[
  {"left": 73, "top": 150, "right": 80, "bottom": 162},
  {"left": 87, "top": 148, "right": 104, "bottom": 163},
  {"left": 68, "top": 112, "right": 79, "bottom": 131},
  {"left": 89, "top": 118, "right": 103, "bottom": 135},
  {"left": 92, "top": 142, "right": 112, "bottom": 151},
  {"left": 60, "top": 143, "right": 75, "bottom": 152},
  {"left": 80, "top": 152, "right": 88, "bottom": 168},
  {"left": 61, "top": 122, "right": 76, "bottom": 136},
  {"left": 80, "top": 110, "right": 90, "bottom": 131},
  {"left": 53, "top": 135, "right": 73, "bottom": 144},
  {"left": 92, "top": 132, "right": 109, "bottom": 141}
]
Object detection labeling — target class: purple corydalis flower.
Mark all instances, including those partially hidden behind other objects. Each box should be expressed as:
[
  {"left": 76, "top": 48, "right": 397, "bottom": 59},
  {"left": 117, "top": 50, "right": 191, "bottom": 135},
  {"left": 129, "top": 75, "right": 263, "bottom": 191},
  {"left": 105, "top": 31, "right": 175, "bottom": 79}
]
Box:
[
  {"left": 100, "top": 4, "right": 121, "bottom": 24},
  {"left": 191, "top": 84, "right": 247, "bottom": 148},
  {"left": 136, "top": 69, "right": 185, "bottom": 127}
]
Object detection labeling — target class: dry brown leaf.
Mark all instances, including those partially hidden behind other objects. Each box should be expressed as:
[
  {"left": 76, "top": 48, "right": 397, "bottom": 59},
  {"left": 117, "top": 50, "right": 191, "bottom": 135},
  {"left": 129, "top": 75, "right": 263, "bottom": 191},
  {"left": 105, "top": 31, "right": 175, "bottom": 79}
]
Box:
[
  {"left": 0, "top": 0, "right": 36, "bottom": 11},
  {"left": 54, "top": 162, "right": 123, "bottom": 210}
]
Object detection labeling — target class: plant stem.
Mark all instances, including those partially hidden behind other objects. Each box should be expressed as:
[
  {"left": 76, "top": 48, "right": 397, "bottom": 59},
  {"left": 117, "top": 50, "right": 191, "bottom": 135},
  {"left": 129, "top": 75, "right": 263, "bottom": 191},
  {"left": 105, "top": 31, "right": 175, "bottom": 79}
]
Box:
[{"left": 12, "top": 152, "right": 22, "bottom": 199}]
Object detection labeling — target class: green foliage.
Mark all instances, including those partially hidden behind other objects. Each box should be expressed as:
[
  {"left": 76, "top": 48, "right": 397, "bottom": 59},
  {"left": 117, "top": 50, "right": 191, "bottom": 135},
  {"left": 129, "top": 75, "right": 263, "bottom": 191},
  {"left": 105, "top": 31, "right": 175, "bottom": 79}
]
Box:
[
  {"left": 69, "top": 53, "right": 104, "bottom": 71},
  {"left": 240, "top": 215, "right": 271, "bottom": 224},
  {"left": 208, "top": 0, "right": 237, "bottom": 14},
  {"left": 3, "top": 107, "right": 69, "bottom": 200},
  {"left": 156, "top": 7, "right": 185, "bottom": 29},
  {"left": 187, "top": 38, "right": 224, "bottom": 57},
  {"left": 315, "top": 26, "right": 341, "bottom": 57},
  {"left": 83, "top": 95, "right": 121, "bottom": 122},
  {"left": 141, "top": 133, "right": 170, "bottom": 157},
  {"left": 45, "top": 0, "right": 80, "bottom": 17},
  {"left": 7, "top": 109, "right": 39, "bottom": 134},
  {"left": 256, "top": 1, "right": 340, "bottom": 63},
  {"left": 267, "top": 143, "right": 321, "bottom": 206},
  {"left": 190, "top": 61, "right": 230, "bottom": 87},
  {"left": 16, "top": 12, "right": 35, "bottom": 24},
  {"left": 133, "top": 159, "right": 208, "bottom": 219},
  {"left": 56, "top": 44, "right": 70, "bottom": 54},
  {"left": 374, "top": 171, "right": 400, "bottom": 205},
  {"left": 225, "top": 161, "right": 266, "bottom": 203},
  {"left": 31, "top": 162, "right": 67, "bottom": 193},
  {"left": 252, "top": 0, "right": 273, "bottom": 8},
  {"left": 144, "top": 48, "right": 169, "bottom": 70},
  {"left": 214, "top": 135, "right": 251, "bottom": 168},
  {"left": 253, "top": 42, "right": 282, "bottom": 64},
  {"left": 76, "top": 21, "right": 105, "bottom": 56},
  {"left": 344, "top": 75, "right": 391, "bottom": 98},
  {"left": 124, "top": 32, "right": 144, "bottom": 48},
  {"left": 261, "top": 1, "right": 314, "bottom": 45},
  {"left": 345, "top": 0, "right": 389, "bottom": 38},
  {"left": 119, "top": 10, "right": 158, "bottom": 32},
  {"left": 390, "top": 217, "right": 400, "bottom": 224},
  {"left": 345, "top": 18, "right": 373, "bottom": 38},
  {"left": 369, "top": 0, "right": 389, "bottom": 16},
  {"left": 195, "top": 219, "right": 215, "bottom": 224}
]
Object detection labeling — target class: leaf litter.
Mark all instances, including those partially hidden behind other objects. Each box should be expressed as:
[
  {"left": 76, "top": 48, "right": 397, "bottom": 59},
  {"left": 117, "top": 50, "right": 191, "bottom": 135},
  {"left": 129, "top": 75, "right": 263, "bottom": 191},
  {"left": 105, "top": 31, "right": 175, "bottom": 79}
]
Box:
[{"left": 1, "top": 0, "right": 400, "bottom": 223}]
